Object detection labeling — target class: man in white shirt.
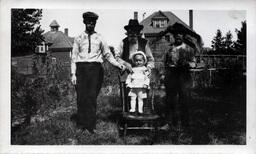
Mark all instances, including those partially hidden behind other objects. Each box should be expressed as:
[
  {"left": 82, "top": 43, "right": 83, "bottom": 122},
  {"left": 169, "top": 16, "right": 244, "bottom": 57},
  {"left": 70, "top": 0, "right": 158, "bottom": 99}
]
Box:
[{"left": 71, "top": 12, "right": 124, "bottom": 133}]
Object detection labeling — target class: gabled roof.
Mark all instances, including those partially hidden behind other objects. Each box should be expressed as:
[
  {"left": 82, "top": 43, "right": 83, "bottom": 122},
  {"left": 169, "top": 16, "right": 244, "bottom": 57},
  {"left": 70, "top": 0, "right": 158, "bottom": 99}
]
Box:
[
  {"left": 43, "top": 31, "right": 73, "bottom": 50},
  {"left": 49, "top": 20, "right": 60, "bottom": 27},
  {"left": 140, "top": 11, "right": 193, "bottom": 35},
  {"left": 151, "top": 11, "right": 168, "bottom": 19}
]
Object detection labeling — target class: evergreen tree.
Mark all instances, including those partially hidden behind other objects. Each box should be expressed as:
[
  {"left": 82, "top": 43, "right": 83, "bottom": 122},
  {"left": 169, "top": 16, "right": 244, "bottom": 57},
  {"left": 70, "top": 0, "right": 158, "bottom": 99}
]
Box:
[
  {"left": 11, "top": 9, "right": 44, "bottom": 56},
  {"left": 234, "top": 21, "right": 246, "bottom": 55},
  {"left": 211, "top": 29, "right": 225, "bottom": 54},
  {"left": 224, "top": 31, "right": 234, "bottom": 54}
]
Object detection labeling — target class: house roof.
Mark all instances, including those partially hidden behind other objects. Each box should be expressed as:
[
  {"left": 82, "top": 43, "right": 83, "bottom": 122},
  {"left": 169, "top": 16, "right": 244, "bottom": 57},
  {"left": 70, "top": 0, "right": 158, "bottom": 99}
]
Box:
[
  {"left": 43, "top": 31, "right": 73, "bottom": 50},
  {"left": 140, "top": 11, "right": 193, "bottom": 35}
]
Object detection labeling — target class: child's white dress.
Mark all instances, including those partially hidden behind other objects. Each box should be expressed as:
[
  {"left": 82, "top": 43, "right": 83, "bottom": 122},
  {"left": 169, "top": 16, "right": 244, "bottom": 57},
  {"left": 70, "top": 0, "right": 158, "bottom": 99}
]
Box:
[{"left": 126, "top": 66, "right": 150, "bottom": 98}]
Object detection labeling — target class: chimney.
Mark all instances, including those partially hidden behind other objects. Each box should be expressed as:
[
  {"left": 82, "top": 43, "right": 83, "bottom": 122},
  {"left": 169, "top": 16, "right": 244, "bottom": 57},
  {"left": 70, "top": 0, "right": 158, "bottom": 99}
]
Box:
[
  {"left": 142, "top": 12, "right": 146, "bottom": 20},
  {"left": 134, "top": 12, "right": 138, "bottom": 20},
  {"left": 189, "top": 10, "right": 193, "bottom": 30},
  {"left": 64, "top": 28, "right": 68, "bottom": 36}
]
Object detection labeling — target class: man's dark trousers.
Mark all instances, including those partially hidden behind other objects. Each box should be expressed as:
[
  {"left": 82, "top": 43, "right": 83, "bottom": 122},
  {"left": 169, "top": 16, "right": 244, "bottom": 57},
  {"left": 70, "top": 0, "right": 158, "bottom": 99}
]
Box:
[
  {"left": 164, "top": 66, "right": 192, "bottom": 127},
  {"left": 75, "top": 62, "right": 103, "bottom": 131}
]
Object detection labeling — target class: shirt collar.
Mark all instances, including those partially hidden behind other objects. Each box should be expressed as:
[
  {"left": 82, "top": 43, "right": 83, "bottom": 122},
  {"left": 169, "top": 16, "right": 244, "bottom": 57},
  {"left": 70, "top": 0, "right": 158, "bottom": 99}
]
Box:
[{"left": 84, "top": 30, "right": 96, "bottom": 35}]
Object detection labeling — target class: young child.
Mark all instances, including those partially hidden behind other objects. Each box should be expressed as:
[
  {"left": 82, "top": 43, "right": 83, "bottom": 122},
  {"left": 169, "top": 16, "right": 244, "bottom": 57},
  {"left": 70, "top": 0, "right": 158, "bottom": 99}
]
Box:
[{"left": 125, "top": 51, "right": 150, "bottom": 114}]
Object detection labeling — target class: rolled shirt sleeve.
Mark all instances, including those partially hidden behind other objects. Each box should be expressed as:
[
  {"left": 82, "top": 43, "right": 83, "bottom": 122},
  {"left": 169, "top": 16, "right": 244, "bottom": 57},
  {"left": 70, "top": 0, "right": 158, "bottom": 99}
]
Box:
[
  {"left": 71, "top": 37, "right": 79, "bottom": 75},
  {"left": 114, "top": 42, "right": 127, "bottom": 66},
  {"left": 101, "top": 38, "right": 122, "bottom": 69}
]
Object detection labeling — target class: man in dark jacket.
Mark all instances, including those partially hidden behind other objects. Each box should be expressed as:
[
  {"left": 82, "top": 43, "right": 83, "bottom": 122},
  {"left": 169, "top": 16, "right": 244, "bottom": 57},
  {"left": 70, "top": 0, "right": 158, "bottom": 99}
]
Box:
[
  {"left": 163, "top": 31, "right": 196, "bottom": 130},
  {"left": 115, "top": 19, "right": 154, "bottom": 76}
]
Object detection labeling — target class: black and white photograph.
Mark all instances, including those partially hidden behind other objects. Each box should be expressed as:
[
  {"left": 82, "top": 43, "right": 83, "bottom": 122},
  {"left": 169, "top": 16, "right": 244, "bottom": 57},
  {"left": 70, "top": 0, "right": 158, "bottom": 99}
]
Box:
[{"left": 1, "top": 0, "right": 256, "bottom": 153}]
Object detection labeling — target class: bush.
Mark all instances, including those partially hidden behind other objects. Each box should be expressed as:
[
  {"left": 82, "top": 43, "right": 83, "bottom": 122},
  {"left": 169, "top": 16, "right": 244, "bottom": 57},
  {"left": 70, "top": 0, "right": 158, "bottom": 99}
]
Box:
[{"left": 11, "top": 55, "right": 73, "bottom": 131}]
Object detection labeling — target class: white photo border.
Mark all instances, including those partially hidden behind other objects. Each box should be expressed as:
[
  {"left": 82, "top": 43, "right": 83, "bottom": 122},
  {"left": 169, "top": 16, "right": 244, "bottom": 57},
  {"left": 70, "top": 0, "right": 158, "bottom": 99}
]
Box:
[{"left": 1, "top": 0, "right": 255, "bottom": 153}]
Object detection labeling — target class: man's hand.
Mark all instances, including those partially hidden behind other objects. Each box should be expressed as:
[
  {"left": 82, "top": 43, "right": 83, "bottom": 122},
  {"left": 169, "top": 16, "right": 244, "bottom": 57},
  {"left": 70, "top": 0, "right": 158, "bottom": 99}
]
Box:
[
  {"left": 119, "top": 64, "right": 126, "bottom": 71},
  {"left": 124, "top": 62, "right": 133, "bottom": 73},
  {"left": 146, "top": 66, "right": 152, "bottom": 77},
  {"left": 71, "top": 74, "right": 77, "bottom": 85}
]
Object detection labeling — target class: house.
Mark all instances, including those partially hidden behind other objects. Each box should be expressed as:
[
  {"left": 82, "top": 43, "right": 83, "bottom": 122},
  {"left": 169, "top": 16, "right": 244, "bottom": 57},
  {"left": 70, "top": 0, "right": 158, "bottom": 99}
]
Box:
[
  {"left": 42, "top": 20, "right": 74, "bottom": 78},
  {"left": 140, "top": 11, "right": 202, "bottom": 69},
  {"left": 43, "top": 20, "right": 74, "bottom": 65}
]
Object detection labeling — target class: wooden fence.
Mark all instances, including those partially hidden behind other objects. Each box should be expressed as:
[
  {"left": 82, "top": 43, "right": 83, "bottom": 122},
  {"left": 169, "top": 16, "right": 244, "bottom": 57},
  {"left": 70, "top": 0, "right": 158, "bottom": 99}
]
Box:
[{"left": 195, "top": 54, "right": 246, "bottom": 70}]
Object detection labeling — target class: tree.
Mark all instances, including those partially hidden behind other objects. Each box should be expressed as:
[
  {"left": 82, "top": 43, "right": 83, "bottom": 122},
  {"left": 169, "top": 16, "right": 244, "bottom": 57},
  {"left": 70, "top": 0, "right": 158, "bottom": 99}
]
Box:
[
  {"left": 11, "top": 9, "right": 44, "bottom": 56},
  {"left": 223, "top": 31, "right": 234, "bottom": 54},
  {"left": 234, "top": 21, "right": 246, "bottom": 55},
  {"left": 211, "top": 29, "right": 225, "bottom": 54}
]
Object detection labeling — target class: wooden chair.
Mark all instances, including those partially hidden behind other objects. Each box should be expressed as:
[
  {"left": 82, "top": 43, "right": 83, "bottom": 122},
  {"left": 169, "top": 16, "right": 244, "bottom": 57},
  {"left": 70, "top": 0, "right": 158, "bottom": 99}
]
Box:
[{"left": 118, "top": 73, "right": 160, "bottom": 144}]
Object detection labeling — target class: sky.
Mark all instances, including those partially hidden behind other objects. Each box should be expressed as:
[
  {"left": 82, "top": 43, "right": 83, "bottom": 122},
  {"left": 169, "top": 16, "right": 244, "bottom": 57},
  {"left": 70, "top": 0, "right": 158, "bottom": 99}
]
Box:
[{"left": 40, "top": 9, "right": 246, "bottom": 48}]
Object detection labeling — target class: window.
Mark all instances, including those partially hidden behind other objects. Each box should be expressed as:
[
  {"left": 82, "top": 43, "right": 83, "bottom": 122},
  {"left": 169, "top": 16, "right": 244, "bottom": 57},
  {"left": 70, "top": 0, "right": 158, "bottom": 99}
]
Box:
[
  {"left": 153, "top": 19, "right": 168, "bottom": 28},
  {"left": 155, "top": 21, "right": 160, "bottom": 28},
  {"left": 41, "top": 46, "right": 44, "bottom": 52}
]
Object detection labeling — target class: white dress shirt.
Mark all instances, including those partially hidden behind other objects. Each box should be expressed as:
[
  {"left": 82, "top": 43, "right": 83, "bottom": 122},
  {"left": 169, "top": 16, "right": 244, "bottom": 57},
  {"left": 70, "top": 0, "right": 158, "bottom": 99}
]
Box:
[{"left": 71, "top": 31, "right": 121, "bottom": 74}]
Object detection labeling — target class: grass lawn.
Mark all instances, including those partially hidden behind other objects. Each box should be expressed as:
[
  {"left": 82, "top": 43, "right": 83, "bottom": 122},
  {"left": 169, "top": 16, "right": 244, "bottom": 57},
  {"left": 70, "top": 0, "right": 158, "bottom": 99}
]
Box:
[{"left": 11, "top": 81, "right": 246, "bottom": 145}]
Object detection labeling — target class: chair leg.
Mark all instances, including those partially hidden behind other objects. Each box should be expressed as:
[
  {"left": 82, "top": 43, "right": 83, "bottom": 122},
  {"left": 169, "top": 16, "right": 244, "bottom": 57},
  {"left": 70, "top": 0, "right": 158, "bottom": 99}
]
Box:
[
  {"left": 149, "top": 121, "right": 158, "bottom": 145},
  {"left": 123, "top": 123, "right": 127, "bottom": 144},
  {"left": 154, "top": 122, "right": 158, "bottom": 143}
]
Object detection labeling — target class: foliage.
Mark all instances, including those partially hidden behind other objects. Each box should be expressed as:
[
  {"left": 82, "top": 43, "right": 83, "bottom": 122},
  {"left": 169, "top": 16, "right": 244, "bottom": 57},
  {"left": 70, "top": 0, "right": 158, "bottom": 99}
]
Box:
[
  {"left": 234, "top": 21, "right": 246, "bottom": 55},
  {"left": 211, "top": 29, "right": 225, "bottom": 54},
  {"left": 223, "top": 31, "right": 234, "bottom": 54},
  {"left": 11, "top": 84, "right": 246, "bottom": 145},
  {"left": 102, "top": 61, "right": 120, "bottom": 87},
  {"left": 11, "top": 9, "right": 44, "bottom": 56},
  {"left": 210, "top": 21, "right": 246, "bottom": 55},
  {"left": 11, "top": 53, "right": 246, "bottom": 145},
  {"left": 11, "top": 55, "right": 73, "bottom": 132}
]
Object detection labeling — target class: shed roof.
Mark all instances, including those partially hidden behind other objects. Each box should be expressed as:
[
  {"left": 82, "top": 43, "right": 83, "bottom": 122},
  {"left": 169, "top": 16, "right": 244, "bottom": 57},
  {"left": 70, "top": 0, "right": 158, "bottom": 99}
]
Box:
[{"left": 43, "top": 31, "right": 73, "bottom": 50}]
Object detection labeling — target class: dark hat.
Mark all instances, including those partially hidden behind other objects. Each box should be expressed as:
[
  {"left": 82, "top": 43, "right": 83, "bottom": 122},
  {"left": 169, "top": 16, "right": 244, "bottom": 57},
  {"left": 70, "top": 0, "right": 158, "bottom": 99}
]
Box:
[
  {"left": 124, "top": 19, "right": 143, "bottom": 32},
  {"left": 83, "top": 11, "right": 99, "bottom": 21}
]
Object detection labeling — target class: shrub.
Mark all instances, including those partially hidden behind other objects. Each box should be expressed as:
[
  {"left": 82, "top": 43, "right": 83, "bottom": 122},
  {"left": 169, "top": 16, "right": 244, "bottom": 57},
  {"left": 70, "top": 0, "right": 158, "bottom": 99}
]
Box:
[{"left": 11, "top": 54, "right": 72, "bottom": 131}]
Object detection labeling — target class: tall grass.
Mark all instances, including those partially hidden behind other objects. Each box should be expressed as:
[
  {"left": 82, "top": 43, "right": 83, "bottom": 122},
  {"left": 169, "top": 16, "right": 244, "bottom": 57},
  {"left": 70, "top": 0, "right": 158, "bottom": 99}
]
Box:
[{"left": 11, "top": 56, "right": 246, "bottom": 145}]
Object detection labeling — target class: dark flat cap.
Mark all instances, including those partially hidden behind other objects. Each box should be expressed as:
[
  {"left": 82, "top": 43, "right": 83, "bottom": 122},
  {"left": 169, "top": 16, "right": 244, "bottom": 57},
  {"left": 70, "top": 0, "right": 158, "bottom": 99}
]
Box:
[{"left": 83, "top": 11, "right": 99, "bottom": 21}]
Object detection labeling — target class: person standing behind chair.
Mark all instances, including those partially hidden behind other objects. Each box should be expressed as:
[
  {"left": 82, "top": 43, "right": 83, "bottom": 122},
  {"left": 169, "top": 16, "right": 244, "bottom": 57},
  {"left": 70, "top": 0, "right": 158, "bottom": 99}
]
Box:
[
  {"left": 125, "top": 51, "right": 150, "bottom": 114},
  {"left": 163, "top": 31, "right": 196, "bottom": 129},
  {"left": 115, "top": 19, "right": 155, "bottom": 77},
  {"left": 71, "top": 12, "right": 124, "bottom": 133}
]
